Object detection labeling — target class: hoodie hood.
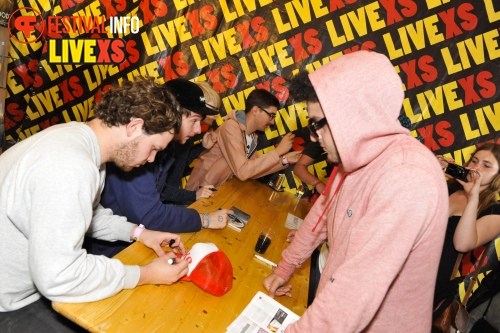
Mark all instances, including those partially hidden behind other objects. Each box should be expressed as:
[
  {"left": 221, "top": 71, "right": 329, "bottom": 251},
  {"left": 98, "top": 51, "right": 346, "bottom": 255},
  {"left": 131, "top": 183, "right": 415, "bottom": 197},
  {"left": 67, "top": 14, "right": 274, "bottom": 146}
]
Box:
[
  {"left": 226, "top": 110, "right": 257, "bottom": 158},
  {"left": 234, "top": 110, "right": 247, "bottom": 126},
  {"left": 309, "top": 51, "right": 407, "bottom": 173}
]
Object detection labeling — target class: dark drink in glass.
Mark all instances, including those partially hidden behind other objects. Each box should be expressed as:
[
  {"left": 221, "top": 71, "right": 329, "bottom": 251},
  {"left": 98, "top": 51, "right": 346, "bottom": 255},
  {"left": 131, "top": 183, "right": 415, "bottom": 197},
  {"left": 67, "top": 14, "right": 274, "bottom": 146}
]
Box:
[{"left": 255, "top": 234, "right": 272, "bottom": 254}]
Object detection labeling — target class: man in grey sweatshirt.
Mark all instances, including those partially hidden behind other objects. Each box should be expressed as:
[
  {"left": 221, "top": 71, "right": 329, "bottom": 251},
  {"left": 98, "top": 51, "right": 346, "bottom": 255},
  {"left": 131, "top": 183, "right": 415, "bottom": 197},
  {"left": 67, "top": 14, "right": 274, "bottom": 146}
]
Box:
[{"left": 0, "top": 77, "right": 189, "bottom": 332}]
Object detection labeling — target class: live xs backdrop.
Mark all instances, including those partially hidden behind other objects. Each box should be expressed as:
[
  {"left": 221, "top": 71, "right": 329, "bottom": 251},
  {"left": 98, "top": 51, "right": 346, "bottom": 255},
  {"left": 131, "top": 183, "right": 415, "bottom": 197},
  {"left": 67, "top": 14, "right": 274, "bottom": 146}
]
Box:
[{"left": 4, "top": 0, "right": 500, "bottom": 303}]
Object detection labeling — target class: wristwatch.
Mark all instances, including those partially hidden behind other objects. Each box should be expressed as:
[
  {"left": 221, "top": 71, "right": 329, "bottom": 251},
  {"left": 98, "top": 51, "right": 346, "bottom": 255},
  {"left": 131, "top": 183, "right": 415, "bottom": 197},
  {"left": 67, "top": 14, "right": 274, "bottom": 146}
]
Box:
[{"left": 281, "top": 155, "right": 289, "bottom": 166}]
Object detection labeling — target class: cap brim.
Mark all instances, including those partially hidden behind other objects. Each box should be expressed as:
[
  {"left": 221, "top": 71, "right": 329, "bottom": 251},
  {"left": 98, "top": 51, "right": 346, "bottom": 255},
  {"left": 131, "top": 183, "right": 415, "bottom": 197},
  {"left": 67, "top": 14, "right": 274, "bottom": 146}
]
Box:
[
  {"left": 165, "top": 79, "right": 219, "bottom": 116},
  {"left": 194, "top": 106, "right": 219, "bottom": 116}
]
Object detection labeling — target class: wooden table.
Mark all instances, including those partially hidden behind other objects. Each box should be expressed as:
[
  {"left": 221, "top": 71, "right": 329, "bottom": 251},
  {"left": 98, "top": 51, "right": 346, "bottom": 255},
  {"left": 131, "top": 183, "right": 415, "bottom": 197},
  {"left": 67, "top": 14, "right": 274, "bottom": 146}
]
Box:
[{"left": 53, "top": 178, "right": 312, "bottom": 332}]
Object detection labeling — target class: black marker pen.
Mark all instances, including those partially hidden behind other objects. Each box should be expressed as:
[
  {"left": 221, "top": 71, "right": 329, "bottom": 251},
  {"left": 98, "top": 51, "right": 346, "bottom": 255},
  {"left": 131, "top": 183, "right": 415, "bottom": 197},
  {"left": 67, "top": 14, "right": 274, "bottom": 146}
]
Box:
[{"left": 199, "top": 186, "right": 217, "bottom": 191}]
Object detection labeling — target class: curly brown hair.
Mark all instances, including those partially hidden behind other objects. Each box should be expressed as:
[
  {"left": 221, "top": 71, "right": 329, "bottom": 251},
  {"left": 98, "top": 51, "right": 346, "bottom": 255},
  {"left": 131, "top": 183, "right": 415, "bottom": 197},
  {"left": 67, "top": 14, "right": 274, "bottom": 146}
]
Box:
[{"left": 93, "top": 77, "right": 182, "bottom": 134}]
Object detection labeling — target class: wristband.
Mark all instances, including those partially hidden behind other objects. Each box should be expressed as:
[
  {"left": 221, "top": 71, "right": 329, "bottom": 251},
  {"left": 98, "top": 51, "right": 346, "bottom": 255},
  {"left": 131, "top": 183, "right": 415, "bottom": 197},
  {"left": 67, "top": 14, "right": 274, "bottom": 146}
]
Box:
[
  {"left": 202, "top": 213, "right": 210, "bottom": 228},
  {"left": 281, "top": 155, "right": 289, "bottom": 166},
  {"left": 132, "top": 224, "right": 145, "bottom": 241}
]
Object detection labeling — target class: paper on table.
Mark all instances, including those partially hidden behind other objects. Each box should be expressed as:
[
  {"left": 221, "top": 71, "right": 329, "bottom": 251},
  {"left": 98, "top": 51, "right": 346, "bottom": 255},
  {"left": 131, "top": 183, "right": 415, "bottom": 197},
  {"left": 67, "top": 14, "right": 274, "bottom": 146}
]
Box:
[
  {"left": 284, "top": 213, "right": 303, "bottom": 230},
  {"left": 226, "top": 291, "right": 299, "bottom": 333}
]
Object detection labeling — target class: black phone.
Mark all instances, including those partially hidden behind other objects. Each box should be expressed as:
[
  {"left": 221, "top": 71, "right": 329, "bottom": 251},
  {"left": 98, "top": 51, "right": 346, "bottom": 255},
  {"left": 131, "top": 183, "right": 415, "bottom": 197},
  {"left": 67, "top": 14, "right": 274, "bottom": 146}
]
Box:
[{"left": 445, "top": 163, "right": 469, "bottom": 182}]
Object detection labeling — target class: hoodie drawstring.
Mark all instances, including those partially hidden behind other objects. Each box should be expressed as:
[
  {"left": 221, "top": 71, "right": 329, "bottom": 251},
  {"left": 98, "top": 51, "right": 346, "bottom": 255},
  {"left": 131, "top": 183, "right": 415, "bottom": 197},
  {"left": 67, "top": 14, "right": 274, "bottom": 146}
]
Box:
[{"left": 312, "top": 166, "right": 349, "bottom": 232}]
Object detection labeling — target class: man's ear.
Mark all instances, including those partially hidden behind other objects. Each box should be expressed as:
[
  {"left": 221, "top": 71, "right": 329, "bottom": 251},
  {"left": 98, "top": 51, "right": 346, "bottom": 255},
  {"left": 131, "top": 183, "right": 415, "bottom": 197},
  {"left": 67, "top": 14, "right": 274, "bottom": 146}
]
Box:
[
  {"left": 125, "top": 118, "right": 144, "bottom": 137},
  {"left": 251, "top": 105, "right": 259, "bottom": 116}
]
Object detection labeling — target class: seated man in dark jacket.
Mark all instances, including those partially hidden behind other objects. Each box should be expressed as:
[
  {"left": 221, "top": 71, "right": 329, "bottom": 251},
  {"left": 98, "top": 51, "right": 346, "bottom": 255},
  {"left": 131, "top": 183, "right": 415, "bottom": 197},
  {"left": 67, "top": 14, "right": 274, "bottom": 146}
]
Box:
[
  {"left": 86, "top": 79, "right": 232, "bottom": 258},
  {"left": 158, "top": 79, "right": 222, "bottom": 204}
]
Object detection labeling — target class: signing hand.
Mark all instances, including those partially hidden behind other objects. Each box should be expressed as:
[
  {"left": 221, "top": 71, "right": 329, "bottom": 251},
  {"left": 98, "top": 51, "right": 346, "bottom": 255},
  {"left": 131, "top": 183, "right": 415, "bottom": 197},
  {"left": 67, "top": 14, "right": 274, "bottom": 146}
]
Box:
[
  {"left": 139, "top": 229, "right": 185, "bottom": 257},
  {"left": 263, "top": 273, "right": 292, "bottom": 298},
  {"left": 138, "top": 252, "right": 189, "bottom": 285},
  {"left": 275, "top": 133, "right": 295, "bottom": 156},
  {"left": 196, "top": 185, "right": 216, "bottom": 200},
  {"left": 284, "top": 151, "right": 303, "bottom": 165}
]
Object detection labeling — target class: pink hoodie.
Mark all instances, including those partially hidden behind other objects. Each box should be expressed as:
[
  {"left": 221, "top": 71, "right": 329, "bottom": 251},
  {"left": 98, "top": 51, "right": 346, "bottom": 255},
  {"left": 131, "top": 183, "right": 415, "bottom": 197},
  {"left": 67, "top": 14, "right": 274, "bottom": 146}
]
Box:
[{"left": 274, "top": 51, "right": 449, "bottom": 332}]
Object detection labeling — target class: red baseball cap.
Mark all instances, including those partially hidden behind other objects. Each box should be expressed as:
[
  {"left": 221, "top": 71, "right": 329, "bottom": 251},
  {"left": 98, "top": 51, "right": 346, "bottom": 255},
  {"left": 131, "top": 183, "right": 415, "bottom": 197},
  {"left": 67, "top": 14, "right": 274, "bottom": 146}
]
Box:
[{"left": 181, "top": 243, "right": 233, "bottom": 296}]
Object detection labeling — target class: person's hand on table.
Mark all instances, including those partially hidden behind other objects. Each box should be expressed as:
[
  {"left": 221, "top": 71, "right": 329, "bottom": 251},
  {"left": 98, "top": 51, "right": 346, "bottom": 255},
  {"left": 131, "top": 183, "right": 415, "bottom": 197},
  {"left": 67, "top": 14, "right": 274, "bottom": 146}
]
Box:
[
  {"left": 138, "top": 252, "right": 189, "bottom": 285},
  {"left": 202, "top": 209, "right": 234, "bottom": 229},
  {"left": 263, "top": 273, "right": 292, "bottom": 298},
  {"left": 138, "top": 229, "right": 186, "bottom": 256},
  {"left": 196, "top": 185, "right": 216, "bottom": 200},
  {"left": 286, "top": 230, "right": 297, "bottom": 243}
]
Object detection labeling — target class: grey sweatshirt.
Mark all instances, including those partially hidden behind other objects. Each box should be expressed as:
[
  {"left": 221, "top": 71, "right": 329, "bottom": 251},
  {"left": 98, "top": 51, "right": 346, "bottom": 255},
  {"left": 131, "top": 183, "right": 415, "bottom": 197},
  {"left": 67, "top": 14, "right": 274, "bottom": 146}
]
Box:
[{"left": 0, "top": 122, "right": 140, "bottom": 311}]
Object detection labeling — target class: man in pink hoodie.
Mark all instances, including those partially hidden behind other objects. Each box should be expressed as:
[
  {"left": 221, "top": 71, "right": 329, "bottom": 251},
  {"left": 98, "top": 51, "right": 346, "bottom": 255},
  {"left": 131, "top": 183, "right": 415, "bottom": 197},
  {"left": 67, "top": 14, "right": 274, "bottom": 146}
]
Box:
[{"left": 263, "top": 51, "right": 449, "bottom": 332}]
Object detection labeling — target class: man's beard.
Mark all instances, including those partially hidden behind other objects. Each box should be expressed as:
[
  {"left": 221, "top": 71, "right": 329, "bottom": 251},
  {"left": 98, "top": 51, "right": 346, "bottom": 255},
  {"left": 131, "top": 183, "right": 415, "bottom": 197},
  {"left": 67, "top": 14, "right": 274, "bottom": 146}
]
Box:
[{"left": 113, "top": 137, "right": 141, "bottom": 171}]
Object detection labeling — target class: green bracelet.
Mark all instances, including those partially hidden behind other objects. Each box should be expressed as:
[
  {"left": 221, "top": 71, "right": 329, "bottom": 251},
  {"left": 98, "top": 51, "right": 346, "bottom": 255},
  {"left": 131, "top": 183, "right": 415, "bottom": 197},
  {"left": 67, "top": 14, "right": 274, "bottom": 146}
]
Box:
[{"left": 203, "top": 213, "right": 210, "bottom": 228}]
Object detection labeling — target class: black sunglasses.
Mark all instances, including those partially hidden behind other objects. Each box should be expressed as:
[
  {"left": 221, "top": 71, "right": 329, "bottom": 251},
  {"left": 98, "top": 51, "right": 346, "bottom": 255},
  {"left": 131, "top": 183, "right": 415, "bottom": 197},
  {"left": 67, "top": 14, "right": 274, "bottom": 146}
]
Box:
[
  {"left": 308, "top": 117, "right": 328, "bottom": 137},
  {"left": 257, "top": 106, "right": 277, "bottom": 119},
  {"left": 205, "top": 103, "right": 219, "bottom": 113}
]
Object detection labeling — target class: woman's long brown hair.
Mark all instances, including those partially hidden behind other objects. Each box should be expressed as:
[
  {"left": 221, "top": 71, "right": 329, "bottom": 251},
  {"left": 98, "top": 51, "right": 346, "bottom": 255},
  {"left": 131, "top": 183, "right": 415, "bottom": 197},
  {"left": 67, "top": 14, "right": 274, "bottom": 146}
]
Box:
[{"left": 469, "top": 143, "right": 500, "bottom": 213}]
